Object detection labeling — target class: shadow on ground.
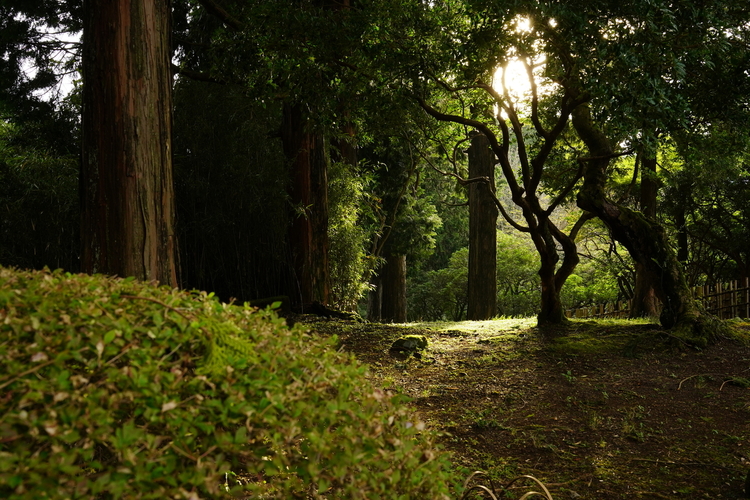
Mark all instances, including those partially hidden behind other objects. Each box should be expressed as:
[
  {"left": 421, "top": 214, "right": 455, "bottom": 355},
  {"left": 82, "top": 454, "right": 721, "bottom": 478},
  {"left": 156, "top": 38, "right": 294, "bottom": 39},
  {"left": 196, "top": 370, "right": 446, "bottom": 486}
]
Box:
[{"left": 308, "top": 317, "right": 750, "bottom": 500}]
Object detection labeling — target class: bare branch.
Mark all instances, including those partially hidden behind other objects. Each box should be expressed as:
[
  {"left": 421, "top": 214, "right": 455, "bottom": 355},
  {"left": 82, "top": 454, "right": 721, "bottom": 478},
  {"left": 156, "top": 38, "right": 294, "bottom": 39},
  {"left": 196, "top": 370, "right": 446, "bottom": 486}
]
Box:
[
  {"left": 523, "top": 57, "right": 549, "bottom": 139},
  {"left": 617, "top": 149, "right": 641, "bottom": 205},
  {"left": 546, "top": 160, "right": 585, "bottom": 215},
  {"left": 476, "top": 81, "right": 532, "bottom": 189},
  {"left": 577, "top": 149, "right": 635, "bottom": 163},
  {"left": 414, "top": 95, "right": 523, "bottom": 198}
]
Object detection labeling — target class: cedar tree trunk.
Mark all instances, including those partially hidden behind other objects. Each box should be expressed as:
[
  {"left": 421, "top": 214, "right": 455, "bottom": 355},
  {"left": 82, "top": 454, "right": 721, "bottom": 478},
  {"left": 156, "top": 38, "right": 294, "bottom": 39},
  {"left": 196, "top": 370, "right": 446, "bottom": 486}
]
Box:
[
  {"left": 380, "top": 253, "right": 407, "bottom": 323},
  {"left": 281, "top": 103, "right": 330, "bottom": 309},
  {"left": 81, "top": 0, "right": 177, "bottom": 286},
  {"left": 467, "top": 132, "right": 497, "bottom": 320}
]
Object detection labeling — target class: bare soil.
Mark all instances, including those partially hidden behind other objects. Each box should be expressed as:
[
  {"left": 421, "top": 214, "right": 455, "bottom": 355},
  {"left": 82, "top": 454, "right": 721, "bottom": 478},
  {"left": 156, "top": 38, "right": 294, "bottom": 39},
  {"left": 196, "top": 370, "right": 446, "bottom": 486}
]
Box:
[{"left": 307, "top": 317, "right": 750, "bottom": 499}]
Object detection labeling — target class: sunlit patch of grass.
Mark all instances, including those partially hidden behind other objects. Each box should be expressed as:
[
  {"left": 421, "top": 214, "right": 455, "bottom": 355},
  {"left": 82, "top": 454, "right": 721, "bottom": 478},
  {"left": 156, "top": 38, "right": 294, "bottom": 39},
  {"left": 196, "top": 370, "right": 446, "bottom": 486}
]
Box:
[
  {"left": 591, "top": 455, "right": 618, "bottom": 479},
  {"left": 568, "top": 317, "right": 655, "bottom": 327},
  {"left": 543, "top": 318, "right": 667, "bottom": 356},
  {"left": 407, "top": 317, "right": 537, "bottom": 334}
]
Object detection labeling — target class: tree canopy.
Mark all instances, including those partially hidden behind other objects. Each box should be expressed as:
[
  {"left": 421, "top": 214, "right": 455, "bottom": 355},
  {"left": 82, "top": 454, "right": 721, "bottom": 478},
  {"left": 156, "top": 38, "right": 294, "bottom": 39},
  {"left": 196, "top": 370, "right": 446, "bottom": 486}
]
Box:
[{"left": 0, "top": 0, "right": 748, "bottom": 335}]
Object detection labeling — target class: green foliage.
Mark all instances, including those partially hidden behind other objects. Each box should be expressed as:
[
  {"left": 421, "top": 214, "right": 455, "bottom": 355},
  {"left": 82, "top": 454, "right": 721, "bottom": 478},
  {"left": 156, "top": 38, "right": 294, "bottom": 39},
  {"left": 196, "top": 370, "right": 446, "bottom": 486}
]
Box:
[
  {"left": 0, "top": 267, "right": 457, "bottom": 499},
  {"left": 664, "top": 125, "right": 750, "bottom": 282},
  {"left": 328, "top": 159, "right": 372, "bottom": 311},
  {"left": 408, "top": 247, "right": 469, "bottom": 321},
  {"left": 409, "top": 232, "right": 541, "bottom": 320},
  {"left": 0, "top": 121, "right": 79, "bottom": 272},
  {"left": 495, "top": 232, "right": 539, "bottom": 317}
]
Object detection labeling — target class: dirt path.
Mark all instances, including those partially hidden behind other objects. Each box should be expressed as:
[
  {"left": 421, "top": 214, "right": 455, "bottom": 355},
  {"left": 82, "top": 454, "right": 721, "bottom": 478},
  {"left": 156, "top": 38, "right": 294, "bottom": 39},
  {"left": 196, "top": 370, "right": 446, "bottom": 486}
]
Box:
[{"left": 310, "top": 318, "right": 750, "bottom": 499}]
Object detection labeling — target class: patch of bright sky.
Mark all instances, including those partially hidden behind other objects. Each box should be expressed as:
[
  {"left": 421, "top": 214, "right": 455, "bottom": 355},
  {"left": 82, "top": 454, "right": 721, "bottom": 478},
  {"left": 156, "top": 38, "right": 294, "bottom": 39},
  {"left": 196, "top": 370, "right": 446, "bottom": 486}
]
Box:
[
  {"left": 491, "top": 15, "right": 557, "bottom": 113},
  {"left": 19, "top": 16, "right": 81, "bottom": 102}
]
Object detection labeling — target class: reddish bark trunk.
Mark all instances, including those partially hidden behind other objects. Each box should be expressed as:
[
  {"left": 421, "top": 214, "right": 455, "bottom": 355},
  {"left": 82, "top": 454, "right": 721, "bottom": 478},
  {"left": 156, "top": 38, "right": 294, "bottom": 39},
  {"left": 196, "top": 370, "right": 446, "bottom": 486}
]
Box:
[
  {"left": 81, "top": 0, "right": 177, "bottom": 286},
  {"left": 281, "top": 103, "right": 330, "bottom": 309}
]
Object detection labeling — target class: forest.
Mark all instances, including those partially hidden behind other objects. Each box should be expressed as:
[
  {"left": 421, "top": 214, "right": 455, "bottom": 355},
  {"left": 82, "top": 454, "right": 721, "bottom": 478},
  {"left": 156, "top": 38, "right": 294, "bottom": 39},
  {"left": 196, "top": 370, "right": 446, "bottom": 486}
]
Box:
[
  {"left": 1, "top": 0, "right": 749, "bottom": 334},
  {"left": 1, "top": 0, "right": 750, "bottom": 498}
]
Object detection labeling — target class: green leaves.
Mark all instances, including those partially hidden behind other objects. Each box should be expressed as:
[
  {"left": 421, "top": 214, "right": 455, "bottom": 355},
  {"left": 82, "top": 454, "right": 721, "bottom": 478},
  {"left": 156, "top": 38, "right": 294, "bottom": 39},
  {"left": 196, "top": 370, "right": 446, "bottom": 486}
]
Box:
[{"left": 0, "top": 266, "right": 457, "bottom": 498}]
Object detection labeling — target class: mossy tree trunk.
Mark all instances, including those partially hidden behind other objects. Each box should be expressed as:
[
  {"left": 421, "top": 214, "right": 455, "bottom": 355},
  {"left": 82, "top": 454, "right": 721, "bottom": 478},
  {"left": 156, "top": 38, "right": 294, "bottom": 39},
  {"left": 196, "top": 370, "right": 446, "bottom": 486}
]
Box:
[
  {"left": 81, "top": 0, "right": 177, "bottom": 286},
  {"left": 630, "top": 145, "right": 661, "bottom": 318},
  {"left": 467, "top": 132, "right": 497, "bottom": 320},
  {"left": 572, "top": 105, "right": 709, "bottom": 344},
  {"left": 281, "top": 103, "right": 331, "bottom": 310}
]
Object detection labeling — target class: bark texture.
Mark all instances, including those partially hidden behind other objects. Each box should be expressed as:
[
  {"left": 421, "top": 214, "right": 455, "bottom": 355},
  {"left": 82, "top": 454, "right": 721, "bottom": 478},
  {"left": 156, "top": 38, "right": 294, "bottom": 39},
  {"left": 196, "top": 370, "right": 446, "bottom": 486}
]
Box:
[
  {"left": 467, "top": 132, "right": 498, "bottom": 320},
  {"left": 281, "top": 103, "right": 330, "bottom": 309},
  {"left": 630, "top": 149, "right": 661, "bottom": 318},
  {"left": 572, "top": 105, "right": 710, "bottom": 343},
  {"left": 81, "top": 0, "right": 177, "bottom": 286}
]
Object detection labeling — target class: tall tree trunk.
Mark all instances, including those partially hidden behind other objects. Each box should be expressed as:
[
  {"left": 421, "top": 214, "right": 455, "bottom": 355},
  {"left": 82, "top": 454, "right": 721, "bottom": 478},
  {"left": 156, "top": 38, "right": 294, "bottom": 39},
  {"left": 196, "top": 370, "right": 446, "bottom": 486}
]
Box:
[
  {"left": 631, "top": 262, "right": 660, "bottom": 318},
  {"left": 380, "top": 253, "right": 407, "bottom": 322},
  {"left": 367, "top": 274, "right": 382, "bottom": 322},
  {"left": 572, "top": 105, "right": 714, "bottom": 345},
  {"left": 467, "top": 132, "right": 498, "bottom": 320},
  {"left": 630, "top": 147, "right": 661, "bottom": 318},
  {"left": 281, "top": 103, "right": 330, "bottom": 309},
  {"left": 81, "top": 0, "right": 177, "bottom": 286}
]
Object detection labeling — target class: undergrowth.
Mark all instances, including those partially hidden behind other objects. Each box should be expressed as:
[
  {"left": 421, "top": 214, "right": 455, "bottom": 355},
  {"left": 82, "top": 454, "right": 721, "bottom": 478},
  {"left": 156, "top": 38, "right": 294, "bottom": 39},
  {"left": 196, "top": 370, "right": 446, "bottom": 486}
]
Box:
[{"left": 0, "top": 266, "right": 457, "bottom": 499}]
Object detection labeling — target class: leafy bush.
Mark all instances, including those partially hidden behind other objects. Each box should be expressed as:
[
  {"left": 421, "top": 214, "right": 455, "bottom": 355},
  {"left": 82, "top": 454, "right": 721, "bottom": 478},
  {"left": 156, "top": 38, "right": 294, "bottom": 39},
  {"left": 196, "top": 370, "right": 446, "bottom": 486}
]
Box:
[
  {"left": 0, "top": 267, "right": 456, "bottom": 499},
  {"left": 495, "top": 233, "right": 539, "bottom": 317},
  {"left": 0, "top": 122, "right": 79, "bottom": 272},
  {"left": 328, "top": 158, "right": 373, "bottom": 311}
]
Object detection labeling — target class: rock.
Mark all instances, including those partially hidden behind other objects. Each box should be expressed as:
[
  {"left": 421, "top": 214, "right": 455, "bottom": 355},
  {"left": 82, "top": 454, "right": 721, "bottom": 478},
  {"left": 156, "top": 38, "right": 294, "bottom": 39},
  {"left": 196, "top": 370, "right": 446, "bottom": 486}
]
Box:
[{"left": 389, "top": 335, "right": 428, "bottom": 352}]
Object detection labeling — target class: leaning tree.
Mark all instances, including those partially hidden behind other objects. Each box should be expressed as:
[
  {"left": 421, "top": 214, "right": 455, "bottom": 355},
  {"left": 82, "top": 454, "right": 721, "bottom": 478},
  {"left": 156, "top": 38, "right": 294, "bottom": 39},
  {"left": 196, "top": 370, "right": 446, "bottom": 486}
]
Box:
[{"left": 523, "top": 0, "right": 750, "bottom": 342}]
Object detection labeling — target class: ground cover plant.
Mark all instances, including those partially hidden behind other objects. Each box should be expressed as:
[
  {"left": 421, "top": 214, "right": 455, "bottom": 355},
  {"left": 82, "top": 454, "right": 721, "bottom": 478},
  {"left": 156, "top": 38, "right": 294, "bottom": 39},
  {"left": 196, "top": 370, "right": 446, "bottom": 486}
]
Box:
[
  {"left": 0, "top": 266, "right": 457, "bottom": 499},
  {"left": 312, "top": 317, "right": 750, "bottom": 499}
]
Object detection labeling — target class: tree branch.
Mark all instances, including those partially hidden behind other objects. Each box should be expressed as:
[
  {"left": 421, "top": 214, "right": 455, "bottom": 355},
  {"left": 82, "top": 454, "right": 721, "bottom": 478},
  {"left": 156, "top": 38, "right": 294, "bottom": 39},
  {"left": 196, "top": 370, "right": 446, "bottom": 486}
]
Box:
[
  {"left": 414, "top": 95, "right": 524, "bottom": 199},
  {"left": 523, "top": 57, "right": 549, "bottom": 139},
  {"left": 415, "top": 144, "right": 529, "bottom": 233},
  {"left": 546, "top": 160, "right": 585, "bottom": 215},
  {"left": 171, "top": 64, "right": 229, "bottom": 85},
  {"left": 197, "top": 0, "right": 244, "bottom": 31}
]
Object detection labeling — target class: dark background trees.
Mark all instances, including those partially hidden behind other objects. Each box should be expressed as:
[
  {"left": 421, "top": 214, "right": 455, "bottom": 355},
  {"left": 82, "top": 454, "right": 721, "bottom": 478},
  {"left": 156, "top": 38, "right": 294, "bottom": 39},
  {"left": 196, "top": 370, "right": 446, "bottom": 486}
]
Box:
[{"left": 1, "top": 0, "right": 748, "bottom": 334}]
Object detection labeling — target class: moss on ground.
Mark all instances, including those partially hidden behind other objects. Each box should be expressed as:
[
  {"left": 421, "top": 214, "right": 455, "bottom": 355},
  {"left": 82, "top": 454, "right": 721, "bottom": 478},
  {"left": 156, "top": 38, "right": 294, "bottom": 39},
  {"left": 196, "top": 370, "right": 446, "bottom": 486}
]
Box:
[{"left": 318, "top": 315, "right": 750, "bottom": 499}]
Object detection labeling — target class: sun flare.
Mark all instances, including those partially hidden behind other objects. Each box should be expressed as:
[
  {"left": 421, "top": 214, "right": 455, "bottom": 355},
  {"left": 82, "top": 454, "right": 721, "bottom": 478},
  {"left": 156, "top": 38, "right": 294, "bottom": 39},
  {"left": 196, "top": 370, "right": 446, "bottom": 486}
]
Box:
[{"left": 492, "top": 56, "right": 546, "bottom": 102}]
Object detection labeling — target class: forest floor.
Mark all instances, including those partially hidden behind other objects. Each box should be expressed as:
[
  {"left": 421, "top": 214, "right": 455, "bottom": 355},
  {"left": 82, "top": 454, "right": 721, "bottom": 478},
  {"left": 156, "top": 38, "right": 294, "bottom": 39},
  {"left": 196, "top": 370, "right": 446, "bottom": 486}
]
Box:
[{"left": 305, "top": 316, "right": 750, "bottom": 500}]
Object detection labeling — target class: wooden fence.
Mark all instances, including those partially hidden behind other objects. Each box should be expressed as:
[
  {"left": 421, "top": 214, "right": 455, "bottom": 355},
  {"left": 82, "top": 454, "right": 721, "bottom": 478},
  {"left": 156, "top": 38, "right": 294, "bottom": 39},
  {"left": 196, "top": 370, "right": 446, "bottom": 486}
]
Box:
[{"left": 566, "top": 278, "right": 750, "bottom": 320}]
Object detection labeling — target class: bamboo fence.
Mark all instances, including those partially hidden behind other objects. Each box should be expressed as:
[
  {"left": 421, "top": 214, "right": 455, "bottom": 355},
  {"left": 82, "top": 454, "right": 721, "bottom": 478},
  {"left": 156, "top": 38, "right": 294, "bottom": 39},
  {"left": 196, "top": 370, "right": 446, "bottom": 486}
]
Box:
[{"left": 565, "top": 277, "right": 750, "bottom": 320}]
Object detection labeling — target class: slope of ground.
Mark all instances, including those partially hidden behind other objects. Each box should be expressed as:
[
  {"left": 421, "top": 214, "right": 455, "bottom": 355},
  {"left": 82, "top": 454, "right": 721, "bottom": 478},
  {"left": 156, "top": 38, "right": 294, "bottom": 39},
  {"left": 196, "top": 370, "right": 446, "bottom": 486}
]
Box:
[{"left": 308, "top": 317, "right": 750, "bottom": 499}]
